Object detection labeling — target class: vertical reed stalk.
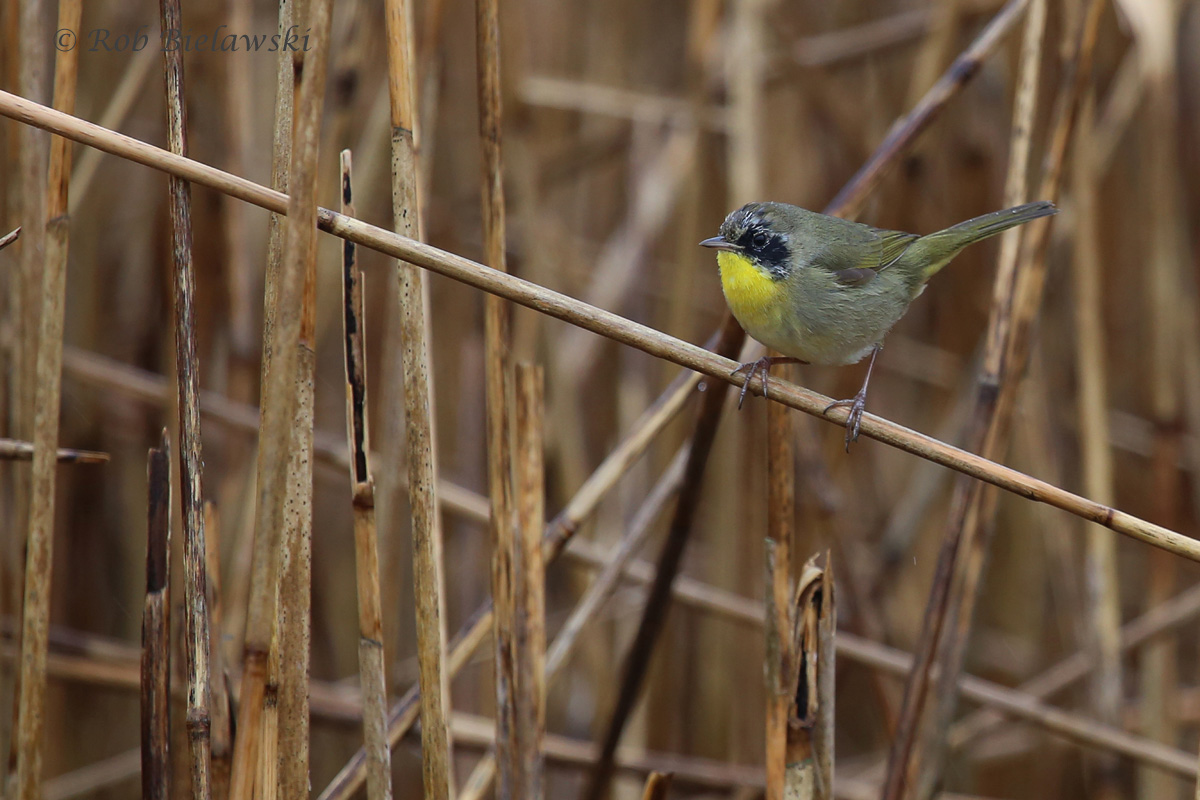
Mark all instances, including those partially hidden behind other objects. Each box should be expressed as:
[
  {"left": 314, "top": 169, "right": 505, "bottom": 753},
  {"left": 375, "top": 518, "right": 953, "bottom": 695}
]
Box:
[
  {"left": 474, "top": 0, "right": 519, "bottom": 794},
  {"left": 142, "top": 431, "right": 172, "bottom": 800},
  {"left": 385, "top": 0, "right": 454, "bottom": 795},
  {"left": 1070, "top": 89, "right": 1122, "bottom": 797},
  {"left": 339, "top": 149, "right": 394, "bottom": 800},
  {"left": 226, "top": 0, "right": 292, "bottom": 789},
  {"left": 158, "top": 0, "right": 212, "bottom": 793},
  {"left": 1137, "top": 1, "right": 1187, "bottom": 790},
  {"left": 14, "top": 1, "right": 79, "bottom": 797},
  {"left": 276, "top": 197, "right": 316, "bottom": 797},
  {"left": 203, "top": 502, "right": 232, "bottom": 800},
  {"left": 766, "top": 365, "right": 795, "bottom": 800},
  {"left": 514, "top": 364, "right": 546, "bottom": 799},
  {"left": 229, "top": 0, "right": 333, "bottom": 795}
]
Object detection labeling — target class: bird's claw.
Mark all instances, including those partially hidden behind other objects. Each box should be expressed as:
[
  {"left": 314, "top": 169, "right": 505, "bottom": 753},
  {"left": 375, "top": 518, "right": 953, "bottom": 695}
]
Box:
[
  {"left": 730, "top": 357, "right": 773, "bottom": 409},
  {"left": 824, "top": 391, "right": 868, "bottom": 452}
]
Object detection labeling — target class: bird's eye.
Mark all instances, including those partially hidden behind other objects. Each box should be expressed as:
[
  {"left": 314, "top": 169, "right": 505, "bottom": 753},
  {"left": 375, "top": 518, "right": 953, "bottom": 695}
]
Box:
[{"left": 751, "top": 231, "right": 769, "bottom": 249}]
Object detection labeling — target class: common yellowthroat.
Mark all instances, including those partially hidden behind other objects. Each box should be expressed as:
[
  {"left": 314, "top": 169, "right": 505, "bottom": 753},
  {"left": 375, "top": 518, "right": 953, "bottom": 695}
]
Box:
[{"left": 700, "top": 200, "right": 1058, "bottom": 447}]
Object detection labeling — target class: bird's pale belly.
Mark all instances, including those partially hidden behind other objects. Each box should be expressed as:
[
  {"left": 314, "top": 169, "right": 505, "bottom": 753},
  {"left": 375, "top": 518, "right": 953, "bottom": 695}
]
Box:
[{"left": 717, "top": 251, "right": 900, "bottom": 366}]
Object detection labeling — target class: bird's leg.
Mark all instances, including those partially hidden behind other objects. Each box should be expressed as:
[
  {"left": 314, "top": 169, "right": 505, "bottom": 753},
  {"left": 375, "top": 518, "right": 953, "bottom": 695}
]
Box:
[
  {"left": 729, "top": 356, "right": 806, "bottom": 409},
  {"left": 824, "top": 343, "right": 881, "bottom": 451}
]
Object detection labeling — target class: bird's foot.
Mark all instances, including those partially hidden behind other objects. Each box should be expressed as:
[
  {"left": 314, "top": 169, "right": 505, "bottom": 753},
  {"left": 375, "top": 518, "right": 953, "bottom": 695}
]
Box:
[
  {"left": 729, "top": 356, "right": 804, "bottom": 409},
  {"left": 824, "top": 390, "right": 868, "bottom": 452}
]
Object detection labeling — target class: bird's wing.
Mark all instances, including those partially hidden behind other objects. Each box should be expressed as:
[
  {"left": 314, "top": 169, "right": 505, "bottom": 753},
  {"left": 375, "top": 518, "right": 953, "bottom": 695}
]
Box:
[{"left": 811, "top": 224, "right": 920, "bottom": 285}]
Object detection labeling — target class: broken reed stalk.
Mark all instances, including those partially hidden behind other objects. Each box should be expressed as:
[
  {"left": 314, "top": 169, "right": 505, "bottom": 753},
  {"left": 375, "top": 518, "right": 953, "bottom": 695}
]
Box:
[
  {"left": 514, "top": 365, "right": 547, "bottom": 799},
  {"left": 640, "top": 772, "right": 673, "bottom": 800},
  {"left": 203, "top": 503, "right": 232, "bottom": 799},
  {"left": 157, "top": 0, "right": 213, "bottom": 793},
  {"left": 0, "top": 439, "right": 108, "bottom": 463},
  {"left": 882, "top": 0, "right": 1048, "bottom": 793},
  {"left": 319, "top": 372, "right": 703, "bottom": 800},
  {"left": 767, "top": 552, "right": 836, "bottom": 800},
  {"left": 0, "top": 226, "right": 17, "bottom": 251},
  {"left": 2, "top": 91, "right": 1195, "bottom": 560},
  {"left": 474, "top": 0, "right": 520, "bottom": 794},
  {"left": 142, "top": 431, "right": 172, "bottom": 800},
  {"left": 385, "top": 0, "right": 455, "bottom": 795},
  {"left": 454, "top": 447, "right": 690, "bottom": 800},
  {"left": 339, "top": 149, "right": 394, "bottom": 800},
  {"left": 1070, "top": 88, "right": 1123, "bottom": 793},
  {"left": 228, "top": 0, "right": 333, "bottom": 796},
  {"left": 584, "top": 315, "right": 746, "bottom": 800},
  {"left": 765, "top": 366, "right": 796, "bottom": 800},
  {"left": 14, "top": 0, "right": 80, "bottom": 796}
]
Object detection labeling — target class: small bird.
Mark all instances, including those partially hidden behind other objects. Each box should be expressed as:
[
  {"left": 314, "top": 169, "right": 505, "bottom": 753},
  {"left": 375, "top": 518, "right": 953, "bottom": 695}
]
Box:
[{"left": 700, "top": 200, "right": 1057, "bottom": 448}]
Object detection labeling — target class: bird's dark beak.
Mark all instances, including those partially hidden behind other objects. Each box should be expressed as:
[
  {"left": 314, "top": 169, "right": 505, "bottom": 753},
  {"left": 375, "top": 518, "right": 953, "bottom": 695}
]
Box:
[{"left": 699, "top": 236, "right": 739, "bottom": 252}]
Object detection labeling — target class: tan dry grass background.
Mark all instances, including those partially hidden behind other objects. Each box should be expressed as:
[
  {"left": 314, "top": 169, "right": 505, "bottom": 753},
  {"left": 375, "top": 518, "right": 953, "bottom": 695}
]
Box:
[{"left": 2, "top": 0, "right": 1200, "bottom": 797}]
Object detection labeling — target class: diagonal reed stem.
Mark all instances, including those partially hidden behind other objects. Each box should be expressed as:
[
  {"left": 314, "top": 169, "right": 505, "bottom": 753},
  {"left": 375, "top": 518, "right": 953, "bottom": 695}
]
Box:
[{"left": 0, "top": 88, "right": 1193, "bottom": 552}]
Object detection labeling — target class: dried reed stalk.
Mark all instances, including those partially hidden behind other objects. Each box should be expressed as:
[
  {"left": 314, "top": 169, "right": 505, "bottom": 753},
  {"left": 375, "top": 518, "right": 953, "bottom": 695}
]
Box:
[
  {"left": 229, "top": 0, "right": 333, "bottom": 795},
  {"left": 203, "top": 502, "right": 232, "bottom": 800},
  {"left": 14, "top": 1, "right": 80, "bottom": 796},
  {"left": 339, "top": 149, "right": 393, "bottom": 800},
  {"left": 6, "top": 91, "right": 1196, "bottom": 556},
  {"left": 0, "top": 226, "right": 17, "bottom": 251},
  {"left": 385, "top": 0, "right": 454, "bottom": 794},
  {"left": 275, "top": 198, "right": 316, "bottom": 797},
  {"left": 1122, "top": 1, "right": 1190, "bottom": 795},
  {"left": 640, "top": 772, "right": 673, "bottom": 800},
  {"left": 157, "top": 0, "right": 212, "bottom": 793},
  {"left": 767, "top": 550, "right": 836, "bottom": 800},
  {"left": 514, "top": 364, "right": 547, "bottom": 798},
  {"left": 766, "top": 366, "right": 796, "bottom": 800},
  {"left": 0, "top": 439, "right": 107, "bottom": 463},
  {"left": 1070, "top": 88, "right": 1122, "bottom": 795},
  {"left": 474, "top": 0, "right": 520, "bottom": 793},
  {"left": 142, "top": 431, "right": 172, "bottom": 800}
]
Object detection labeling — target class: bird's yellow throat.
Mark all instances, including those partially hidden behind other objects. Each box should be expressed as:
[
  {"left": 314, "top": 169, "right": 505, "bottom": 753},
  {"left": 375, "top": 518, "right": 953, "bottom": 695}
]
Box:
[{"left": 717, "top": 250, "right": 784, "bottom": 332}]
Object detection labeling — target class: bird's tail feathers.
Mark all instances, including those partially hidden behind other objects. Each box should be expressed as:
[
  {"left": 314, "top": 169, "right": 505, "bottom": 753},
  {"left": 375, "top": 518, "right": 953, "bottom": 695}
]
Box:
[{"left": 919, "top": 200, "right": 1058, "bottom": 280}]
